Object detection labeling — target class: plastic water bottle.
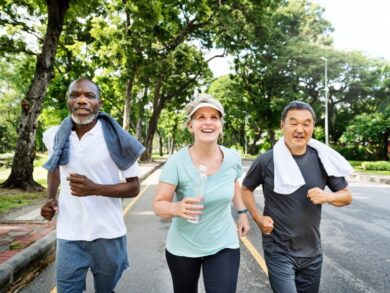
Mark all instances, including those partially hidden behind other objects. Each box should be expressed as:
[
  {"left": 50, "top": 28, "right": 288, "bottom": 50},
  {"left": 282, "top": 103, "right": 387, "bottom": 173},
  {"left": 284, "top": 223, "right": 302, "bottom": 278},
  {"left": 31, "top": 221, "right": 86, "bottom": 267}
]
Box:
[{"left": 187, "top": 165, "right": 207, "bottom": 224}]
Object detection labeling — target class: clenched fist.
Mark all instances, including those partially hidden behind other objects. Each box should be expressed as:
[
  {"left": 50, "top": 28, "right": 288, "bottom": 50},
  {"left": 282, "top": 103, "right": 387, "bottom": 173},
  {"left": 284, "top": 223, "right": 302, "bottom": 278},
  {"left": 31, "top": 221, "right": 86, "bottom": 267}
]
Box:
[
  {"left": 41, "top": 198, "right": 58, "bottom": 220},
  {"left": 307, "top": 187, "right": 329, "bottom": 205}
]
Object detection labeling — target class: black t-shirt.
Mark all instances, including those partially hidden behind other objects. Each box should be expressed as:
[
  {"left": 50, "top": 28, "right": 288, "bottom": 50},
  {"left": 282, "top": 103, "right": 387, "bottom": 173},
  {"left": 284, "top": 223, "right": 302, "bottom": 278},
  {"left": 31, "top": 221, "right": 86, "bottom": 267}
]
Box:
[{"left": 243, "top": 146, "right": 348, "bottom": 257}]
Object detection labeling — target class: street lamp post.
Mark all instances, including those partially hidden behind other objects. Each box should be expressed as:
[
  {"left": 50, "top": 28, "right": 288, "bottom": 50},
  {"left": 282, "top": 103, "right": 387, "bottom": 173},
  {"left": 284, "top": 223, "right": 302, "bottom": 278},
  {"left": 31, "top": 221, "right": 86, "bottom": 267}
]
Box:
[
  {"left": 320, "top": 56, "right": 329, "bottom": 145},
  {"left": 244, "top": 114, "right": 248, "bottom": 156}
]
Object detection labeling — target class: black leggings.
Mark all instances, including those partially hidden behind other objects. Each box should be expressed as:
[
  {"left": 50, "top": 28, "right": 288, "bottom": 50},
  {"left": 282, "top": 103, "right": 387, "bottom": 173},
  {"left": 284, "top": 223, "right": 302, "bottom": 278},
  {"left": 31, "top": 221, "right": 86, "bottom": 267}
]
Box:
[{"left": 165, "top": 248, "right": 240, "bottom": 293}]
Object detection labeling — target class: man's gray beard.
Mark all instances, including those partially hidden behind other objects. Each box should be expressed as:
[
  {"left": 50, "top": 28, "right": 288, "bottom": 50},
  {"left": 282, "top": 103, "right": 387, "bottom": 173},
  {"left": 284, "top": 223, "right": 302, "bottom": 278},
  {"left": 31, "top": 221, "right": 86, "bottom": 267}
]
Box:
[{"left": 71, "top": 111, "right": 99, "bottom": 125}]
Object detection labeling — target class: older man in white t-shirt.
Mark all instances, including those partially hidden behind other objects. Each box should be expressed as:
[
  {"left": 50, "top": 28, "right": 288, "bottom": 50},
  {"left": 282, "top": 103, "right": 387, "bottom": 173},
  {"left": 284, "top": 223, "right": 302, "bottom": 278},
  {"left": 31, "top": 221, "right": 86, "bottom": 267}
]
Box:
[{"left": 41, "top": 78, "right": 144, "bottom": 293}]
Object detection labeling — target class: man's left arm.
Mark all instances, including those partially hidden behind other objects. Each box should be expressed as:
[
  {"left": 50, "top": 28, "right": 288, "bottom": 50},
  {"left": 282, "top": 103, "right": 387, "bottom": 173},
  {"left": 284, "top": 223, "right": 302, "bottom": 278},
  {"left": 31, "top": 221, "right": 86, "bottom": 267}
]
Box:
[
  {"left": 67, "top": 173, "right": 140, "bottom": 198},
  {"left": 307, "top": 187, "right": 352, "bottom": 207}
]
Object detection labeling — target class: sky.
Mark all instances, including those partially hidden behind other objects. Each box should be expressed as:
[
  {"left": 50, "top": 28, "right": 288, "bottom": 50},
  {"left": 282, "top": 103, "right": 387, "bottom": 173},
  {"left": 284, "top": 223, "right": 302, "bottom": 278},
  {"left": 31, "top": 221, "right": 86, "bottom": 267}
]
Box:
[
  {"left": 209, "top": 0, "right": 390, "bottom": 77},
  {"left": 314, "top": 0, "right": 390, "bottom": 60}
]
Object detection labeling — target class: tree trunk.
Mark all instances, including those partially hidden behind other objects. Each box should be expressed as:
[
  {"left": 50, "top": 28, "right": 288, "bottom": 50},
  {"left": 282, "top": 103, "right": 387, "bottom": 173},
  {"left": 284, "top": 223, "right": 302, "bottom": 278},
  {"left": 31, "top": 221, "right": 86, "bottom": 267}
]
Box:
[
  {"left": 122, "top": 3, "right": 136, "bottom": 131},
  {"left": 1, "top": 0, "right": 70, "bottom": 191},
  {"left": 167, "top": 138, "right": 171, "bottom": 154},
  {"left": 140, "top": 104, "right": 164, "bottom": 161},
  {"left": 136, "top": 86, "right": 148, "bottom": 141},
  {"left": 249, "top": 142, "right": 257, "bottom": 155},
  {"left": 122, "top": 66, "right": 139, "bottom": 131},
  {"left": 140, "top": 82, "right": 164, "bottom": 162},
  {"left": 171, "top": 138, "right": 176, "bottom": 154},
  {"left": 383, "top": 133, "right": 389, "bottom": 160},
  {"left": 269, "top": 128, "right": 276, "bottom": 146},
  {"left": 135, "top": 114, "right": 143, "bottom": 141},
  {"left": 157, "top": 130, "right": 164, "bottom": 156},
  {"left": 122, "top": 77, "right": 134, "bottom": 131},
  {"left": 170, "top": 120, "right": 178, "bottom": 154},
  {"left": 249, "top": 131, "right": 262, "bottom": 155}
]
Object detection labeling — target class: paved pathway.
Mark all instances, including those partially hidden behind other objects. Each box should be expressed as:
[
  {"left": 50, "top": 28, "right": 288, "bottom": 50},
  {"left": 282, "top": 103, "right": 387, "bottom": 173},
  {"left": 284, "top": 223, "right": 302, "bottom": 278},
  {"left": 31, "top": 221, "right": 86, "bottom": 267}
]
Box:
[
  {"left": 0, "top": 160, "right": 388, "bottom": 292},
  {"left": 0, "top": 161, "right": 163, "bottom": 292},
  {"left": 0, "top": 221, "right": 56, "bottom": 264}
]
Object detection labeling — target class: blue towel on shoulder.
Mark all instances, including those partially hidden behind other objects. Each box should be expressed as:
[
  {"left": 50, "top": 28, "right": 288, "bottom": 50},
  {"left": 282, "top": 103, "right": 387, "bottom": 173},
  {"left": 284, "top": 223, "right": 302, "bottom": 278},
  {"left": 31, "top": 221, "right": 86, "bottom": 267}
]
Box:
[{"left": 43, "top": 112, "right": 145, "bottom": 171}]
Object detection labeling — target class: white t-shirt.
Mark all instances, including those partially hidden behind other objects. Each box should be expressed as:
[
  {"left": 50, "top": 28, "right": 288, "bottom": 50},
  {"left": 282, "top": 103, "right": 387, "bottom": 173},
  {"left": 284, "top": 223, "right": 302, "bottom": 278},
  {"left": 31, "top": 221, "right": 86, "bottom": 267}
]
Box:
[{"left": 43, "top": 120, "right": 140, "bottom": 241}]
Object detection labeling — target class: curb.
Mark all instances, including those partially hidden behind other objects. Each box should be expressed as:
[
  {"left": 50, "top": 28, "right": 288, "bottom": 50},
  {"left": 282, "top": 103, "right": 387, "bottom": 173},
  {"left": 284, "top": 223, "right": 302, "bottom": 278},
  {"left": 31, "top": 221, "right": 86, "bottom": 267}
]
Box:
[
  {"left": 0, "top": 161, "right": 164, "bottom": 292},
  {"left": 348, "top": 173, "right": 390, "bottom": 185},
  {"left": 138, "top": 161, "right": 165, "bottom": 182},
  {"left": 0, "top": 231, "right": 56, "bottom": 293}
]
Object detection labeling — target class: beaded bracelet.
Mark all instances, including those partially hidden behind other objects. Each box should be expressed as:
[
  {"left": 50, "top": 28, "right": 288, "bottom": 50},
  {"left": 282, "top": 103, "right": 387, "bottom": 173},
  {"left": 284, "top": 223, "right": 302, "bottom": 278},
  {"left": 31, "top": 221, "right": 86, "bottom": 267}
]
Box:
[{"left": 237, "top": 209, "right": 248, "bottom": 214}]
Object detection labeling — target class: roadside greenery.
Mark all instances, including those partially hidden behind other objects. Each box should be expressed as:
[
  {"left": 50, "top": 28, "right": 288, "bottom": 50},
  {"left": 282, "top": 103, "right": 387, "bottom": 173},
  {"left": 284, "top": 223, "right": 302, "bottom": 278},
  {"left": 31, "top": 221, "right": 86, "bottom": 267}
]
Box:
[
  {"left": 0, "top": 189, "right": 46, "bottom": 214},
  {"left": 361, "top": 161, "right": 390, "bottom": 172},
  {"left": 0, "top": 153, "right": 48, "bottom": 214},
  {"left": 0, "top": 154, "right": 389, "bottom": 215},
  {"left": 340, "top": 104, "right": 390, "bottom": 160},
  {"left": 349, "top": 160, "right": 390, "bottom": 175}
]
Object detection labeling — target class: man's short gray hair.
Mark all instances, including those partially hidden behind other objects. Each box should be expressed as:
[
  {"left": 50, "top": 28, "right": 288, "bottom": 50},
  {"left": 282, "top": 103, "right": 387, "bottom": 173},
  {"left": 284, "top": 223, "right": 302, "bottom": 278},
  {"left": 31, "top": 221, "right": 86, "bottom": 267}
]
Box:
[
  {"left": 281, "top": 100, "right": 316, "bottom": 123},
  {"left": 67, "top": 78, "right": 101, "bottom": 100}
]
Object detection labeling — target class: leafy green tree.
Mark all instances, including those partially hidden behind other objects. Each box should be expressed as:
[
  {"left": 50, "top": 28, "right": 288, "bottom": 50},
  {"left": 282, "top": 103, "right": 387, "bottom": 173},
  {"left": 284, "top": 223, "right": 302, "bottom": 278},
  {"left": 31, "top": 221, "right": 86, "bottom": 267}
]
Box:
[
  {"left": 229, "top": 0, "right": 388, "bottom": 149},
  {"left": 317, "top": 50, "right": 387, "bottom": 142},
  {"left": 89, "top": 0, "right": 278, "bottom": 161},
  {"left": 0, "top": 54, "right": 35, "bottom": 152},
  {"left": 157, "top": 108, "right": 189, "bottom": 155},
  {"left": 1, "top": 0, "right": 70, "bottom": 190},
  {"left": 140, "top": 44, "right": 212, "bottom": 160},
  {"left": 341, "top": 106, "right": 390, "bottom": 160},
  {"left": 74, "top": 0, "right": 216, "bottom": 160},
  {"left": 228, "top": 0, "right": 333, "bottom": 150},
  {"left": 208, "top": 76, "right": 251, "bottom": 151},
  {"left": 39, "top": 0, "right": 107, "bottom": 127}
]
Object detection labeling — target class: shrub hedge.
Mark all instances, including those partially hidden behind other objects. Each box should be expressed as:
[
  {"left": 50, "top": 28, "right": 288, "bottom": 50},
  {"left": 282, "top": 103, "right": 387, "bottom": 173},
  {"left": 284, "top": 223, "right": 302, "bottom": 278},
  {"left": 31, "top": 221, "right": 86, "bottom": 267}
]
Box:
[
  {"left": 361, "top": 161, "right": 390, "bottom": 171},
  {"left": 333, "top": 145, "right": 379, "bottom": 161}
]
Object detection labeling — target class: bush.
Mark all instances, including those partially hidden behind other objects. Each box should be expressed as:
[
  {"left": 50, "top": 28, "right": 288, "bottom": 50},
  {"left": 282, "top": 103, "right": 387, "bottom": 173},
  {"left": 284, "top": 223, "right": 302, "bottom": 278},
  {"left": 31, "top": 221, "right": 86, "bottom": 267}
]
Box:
[
  {"left": 361, "top": 161, "right": 390, "bottom": 171},
  {"left": 333, "top": 145, "right": 379, "bottom": 161}
]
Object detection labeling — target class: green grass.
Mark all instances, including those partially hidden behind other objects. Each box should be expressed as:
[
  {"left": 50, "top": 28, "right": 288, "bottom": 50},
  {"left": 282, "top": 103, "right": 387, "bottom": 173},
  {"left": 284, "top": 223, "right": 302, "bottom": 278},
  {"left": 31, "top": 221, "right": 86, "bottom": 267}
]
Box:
[
  {"left": 34, "top": 153, "right": 48, "bottom": 167},
  {"left": 0, "top": 153, "right": 48, "bottom": 214},
  {"left": 0, "top": 153, "right": 48, "bottom": 184},
  {"left": 0, "top": 188, "right": 47, "bottom": 214},
  {"left": 0, "top": 166, "right": 48, "bottom": 188},
  {"left": 349, "top": 160, "right": 390, "bottom": 175}
]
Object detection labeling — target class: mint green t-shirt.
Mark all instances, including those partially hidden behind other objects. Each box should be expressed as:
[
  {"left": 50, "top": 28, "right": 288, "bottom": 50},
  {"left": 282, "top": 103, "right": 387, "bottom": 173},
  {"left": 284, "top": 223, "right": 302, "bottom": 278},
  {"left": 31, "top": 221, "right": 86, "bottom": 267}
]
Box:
[{"left": 159, "top": 146, "right": 242, "bottom": 257}]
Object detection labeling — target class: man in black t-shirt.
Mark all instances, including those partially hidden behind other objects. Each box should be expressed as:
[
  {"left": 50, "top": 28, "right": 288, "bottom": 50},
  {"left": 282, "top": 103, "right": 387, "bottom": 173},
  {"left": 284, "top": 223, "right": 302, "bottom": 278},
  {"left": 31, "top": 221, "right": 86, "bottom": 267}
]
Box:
[{"left": 242, "top": 101, "right": 352, "bottom": 293}]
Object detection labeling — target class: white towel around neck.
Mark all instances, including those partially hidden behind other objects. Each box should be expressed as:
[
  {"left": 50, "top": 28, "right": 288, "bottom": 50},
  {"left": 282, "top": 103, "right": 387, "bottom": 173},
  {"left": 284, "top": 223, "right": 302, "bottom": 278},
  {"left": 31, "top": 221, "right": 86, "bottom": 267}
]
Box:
[{"left": 273, "top": 136, "right": 354, "bottom": 194}]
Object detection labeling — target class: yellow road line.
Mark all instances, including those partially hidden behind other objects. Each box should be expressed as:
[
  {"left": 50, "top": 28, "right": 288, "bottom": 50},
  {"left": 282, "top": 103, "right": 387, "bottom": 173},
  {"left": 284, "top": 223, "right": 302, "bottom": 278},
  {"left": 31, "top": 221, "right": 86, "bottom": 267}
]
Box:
[
  {"left": 50, "top": 185, "right": 268, "bottom": 287},
  {"left": 51, "top": 184, "right": 150, "bottom": 293},
  {"left": 240, "top": 236, "right": 268, "bottom": 276}
]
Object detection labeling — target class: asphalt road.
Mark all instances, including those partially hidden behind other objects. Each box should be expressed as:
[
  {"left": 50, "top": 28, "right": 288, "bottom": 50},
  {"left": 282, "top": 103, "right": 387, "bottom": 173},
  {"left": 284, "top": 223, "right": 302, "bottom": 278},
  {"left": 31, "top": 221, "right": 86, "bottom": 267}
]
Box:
[{"left": 21, "top": 161, "right": 390, "bottom": 292}]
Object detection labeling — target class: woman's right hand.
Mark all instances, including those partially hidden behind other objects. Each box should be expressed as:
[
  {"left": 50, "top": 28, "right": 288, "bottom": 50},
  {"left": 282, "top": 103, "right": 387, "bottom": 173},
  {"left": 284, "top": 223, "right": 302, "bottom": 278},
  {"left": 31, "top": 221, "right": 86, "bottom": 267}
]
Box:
[{"left": 173, "top": 196, "right": 203, "bottom": 221}]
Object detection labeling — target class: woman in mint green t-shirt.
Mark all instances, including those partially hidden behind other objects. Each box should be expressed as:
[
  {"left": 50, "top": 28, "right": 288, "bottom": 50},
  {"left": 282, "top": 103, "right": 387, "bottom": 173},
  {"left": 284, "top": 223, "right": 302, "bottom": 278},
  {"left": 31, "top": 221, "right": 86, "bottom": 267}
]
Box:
[{"left": 153, "top": 94, "right": 250, "bottom": 293}]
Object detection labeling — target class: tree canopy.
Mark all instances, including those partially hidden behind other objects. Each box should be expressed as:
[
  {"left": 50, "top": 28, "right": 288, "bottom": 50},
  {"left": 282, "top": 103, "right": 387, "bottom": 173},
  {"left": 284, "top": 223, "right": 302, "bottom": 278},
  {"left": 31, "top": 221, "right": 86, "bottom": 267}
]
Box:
[{"left": 0, "top": 0, "right": 389, "bottom": 189}]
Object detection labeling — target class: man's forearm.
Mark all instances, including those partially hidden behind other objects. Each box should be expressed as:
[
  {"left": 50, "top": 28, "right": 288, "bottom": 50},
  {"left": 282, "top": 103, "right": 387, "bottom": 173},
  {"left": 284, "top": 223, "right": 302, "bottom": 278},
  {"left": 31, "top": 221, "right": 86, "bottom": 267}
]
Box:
[
  {"left": 327, "top": 188, "right": 352, "bottom": 207},
  {"left": 241, "top": 186, "right": 262, "bottom": 221},
  {"left": 82, "top": 177, "right": 140, "bottom": 198},
  {"left": 47, "top": 168, "right": 60, "bottom": 199},
  {"left": 87, "top": 177, "right": 140, "bottom": 198}
]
